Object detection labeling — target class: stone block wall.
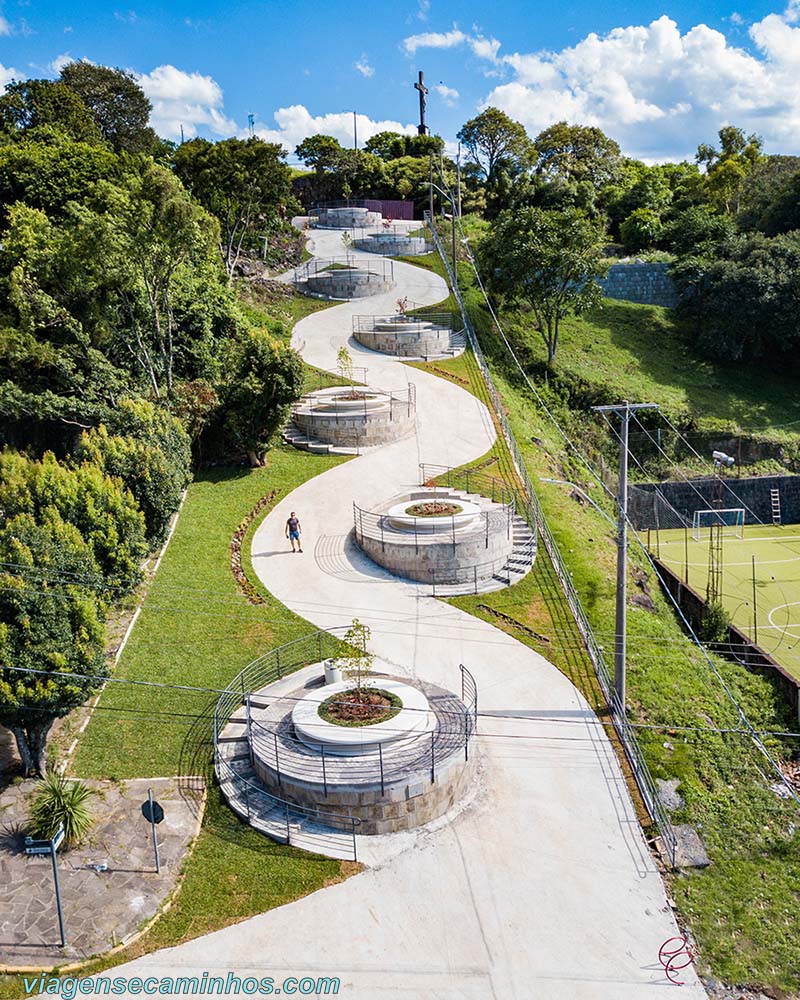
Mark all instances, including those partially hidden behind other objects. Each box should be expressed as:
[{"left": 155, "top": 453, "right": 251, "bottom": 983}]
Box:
[
  {"left": 598, "top": 262, "right": 678, "bottom": 307},
  {"left": 253, "top": 743, "right": 477, "bottom": 834},
  {"left": 354, "top": 326, "right": 454, "bottom": 358},
  {"left": 304, "top": 270, "right": 393, "bottom": 299},
  {"left": 293, "top": 407, "right": 415, "bottom": 448}
]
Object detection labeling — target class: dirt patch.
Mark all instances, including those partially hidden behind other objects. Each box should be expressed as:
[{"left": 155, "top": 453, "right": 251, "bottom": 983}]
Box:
[
  {"left": 406, "top": 502, "right": 463, "bottom": 517},
  {"left": 319, "top": 688, "right": 402, "bottom": 727}
]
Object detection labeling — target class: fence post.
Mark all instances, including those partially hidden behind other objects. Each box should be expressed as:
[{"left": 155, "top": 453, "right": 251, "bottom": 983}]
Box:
[
  {"left": 452, "top": 516, "right": 456, "bottom": 552},
  {"left": 246, "top": 696, "right": 253, "bottom": 766},
  {"left": 464, "top": 709, "right": 469, "bottom": 760},
  {"left": 276, "top": 648, "right": 282, "bottom": 678},
  {"left": 318, "top": 630, "right": 323, "bottom": 662},
  {"left": 380, "top": 516, "right": 385, "bottom": 553},
  {"left": 485, "top": 512, "right": 489, "bottom": 549},
  {"left": 284, "top": 800, "right": 290, "bottom": 842},
  {"left": 351, "top": 820, "right": 358, "bottom": 863},
  {"left": 466, "top": 469, "right": 470, "bottom": 495},
  {"left": 321, "top": 744, "right": 328, "bottom": 797},
  {"left": 378, "top": 743, "right": 385, "bottom": 796},
  {"left": 274, "top": 733, "right": 281, "bottom": 787},
  {"left": 430, "top": 731, "right": 436, "bottom": 784}
]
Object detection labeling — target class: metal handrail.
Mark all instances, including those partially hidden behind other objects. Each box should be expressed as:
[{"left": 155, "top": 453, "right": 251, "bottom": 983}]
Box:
[
  {"left": 352, "top": 313, "right": 459, "bottom": 334},
  {"left": 293, "top": 383, "right": 416, "bottom": 424},
  {"left": 214, "top": 627, "right": 363, "bottom": 860},
  {"left": 294, "top": 256, "right": 395, "bottom": 283},
  {"left": 247, "top": 666, "right": 477, "bottom": 793},
  {"left": 426, "top": 214, "right": 678, "bottom": 868}
]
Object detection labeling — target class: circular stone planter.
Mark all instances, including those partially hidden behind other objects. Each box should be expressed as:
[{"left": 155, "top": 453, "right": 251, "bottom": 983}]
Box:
[
  {"left": 353, "top": 234, "right": 429, "bottom": 256},
  {"left": 353, "top": 317, "right": 463, "bottom": 359},
  {"left": 315, "top": 207, "right": 382, "bottom": 228},
  {"left": 353, "top": 489, "right": 516, "bottom": 588},
  {"left": 291, "top": 386, "right": 416, "bottom": 449},
  {"left": 304, "top": 268, "right": 394, "bottom": 299},
  {"left": 239, "top": 663, "right": 478, "bottom": 835},
  {"left": 292, "top": 678, "right": 433, "bottom": 755},
  {"left": 386, "top": 499, "right": 481, "bottom": 533}
]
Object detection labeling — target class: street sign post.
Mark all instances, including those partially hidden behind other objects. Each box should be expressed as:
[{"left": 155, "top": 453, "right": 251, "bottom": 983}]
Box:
[
  {"left": 141, "top": 789, "right": 163, "bottom": 873},
  {"left": 25, "top": 824, "right": 66, "bottom": 946}
]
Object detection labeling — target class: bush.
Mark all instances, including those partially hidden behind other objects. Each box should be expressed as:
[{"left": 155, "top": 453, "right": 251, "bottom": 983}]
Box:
[
  {"left": 29, "top": 770, "right": 94, "bottom": 847},
  {"left": 699, "top": 600, "right": 732, "bottom": 644}
]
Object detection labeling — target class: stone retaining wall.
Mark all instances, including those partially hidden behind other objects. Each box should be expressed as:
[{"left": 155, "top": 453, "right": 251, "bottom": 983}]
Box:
[
  {"left": 304, "top": 270, "right": 394, "bottom": 299},
  {"left": 353, "top": 235, "right": 429, "bottom": 256},
  {"left": 253, "top": 746, "right": 477, "bottom": 834},
  {"left": 293, "top": 405, "right": 415, "bottom": 448},
  {"left": 354, "top": 325, "right": 454, "bottom": 358},
  {"left": 599, "top": 262, "right": 677, "bottom": 307}
]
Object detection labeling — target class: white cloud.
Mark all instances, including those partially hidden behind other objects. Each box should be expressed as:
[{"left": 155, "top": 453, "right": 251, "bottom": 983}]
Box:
[
  {"left": 354, "top": 54, "right": 374, "bottom": 78},
  {"left": 0, "top": 62, "right": 16, "bottom": 91},
  {"left": 136, "top": 64, "right": 237, "bottom": 140},
  {"left": 402, "top": 26, "right": 465, "bottom": 55},
  {"left": 729, "top": 12, "right": 745, "bottom": 24},
  {"left": 0, "top": 15, "right": 11, "bottom": 35},
  {"left": 417, "top": 0, "right": 430, "bottom": 21},
  {"left": 48, "top": 52, "right": 73, "bottom": 74},
  {"left": 469, "top": 35, "right": 501, "bottom": 61},
  {"left": 435, "top": 82, "right": 460, "bottom": 106},
  {"left": 465, "top": 4, "right": 800, "bottom": 160},
  {"left": 253, "top": 106, "right": 417, "bottom": 156}
]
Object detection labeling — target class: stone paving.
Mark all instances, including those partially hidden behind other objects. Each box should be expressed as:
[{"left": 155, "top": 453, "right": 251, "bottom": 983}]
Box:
[{"left": 0, "top": 777, "right": 203, "bottom": 969}]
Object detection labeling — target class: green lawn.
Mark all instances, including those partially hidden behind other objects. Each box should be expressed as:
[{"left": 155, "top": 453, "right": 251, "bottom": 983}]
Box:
[
  {"left": 656, "top": 523, "right": 800, "bottom": 680},
  {"left": 415, "top": 244, "right": 800, "bottom": 992},
  {"left": 73, "top": 449, "right": 346, "bottom": 778}
]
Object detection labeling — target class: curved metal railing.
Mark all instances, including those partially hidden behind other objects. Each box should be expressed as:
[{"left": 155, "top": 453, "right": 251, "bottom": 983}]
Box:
[
  {"left": 214, "top": 627, "right": 363, "bottom": 859},
  {"left": 247, "top": 663, "right": 477, "bottom": 797},
  {"left": 352, "top": 496, "right": 514, "bottom": 551},
  {"left": 292, "top": 383, "right": 416, "bottom": 423},
  {"left": 293, "top": 256, "right": 395, "bottom": 289}
]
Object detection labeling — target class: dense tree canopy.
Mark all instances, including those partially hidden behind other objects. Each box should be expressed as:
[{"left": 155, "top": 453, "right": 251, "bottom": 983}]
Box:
[
  {"left": 478, "top": 207, "right": 607, "bottom": 364},
  {"left": 174, "top": 137, "right": 295, "bottom": 280},
  {"left": 59, "top": 62, "right": 160, "bottom": 154},
  {"left": 0, "top": 79, "right": 104, "bottom": 145}
]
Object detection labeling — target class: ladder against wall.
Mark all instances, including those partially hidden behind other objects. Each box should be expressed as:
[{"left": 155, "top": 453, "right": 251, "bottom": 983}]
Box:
[{"left": 771, "top": 488, "right": 782, "bottom": 525}]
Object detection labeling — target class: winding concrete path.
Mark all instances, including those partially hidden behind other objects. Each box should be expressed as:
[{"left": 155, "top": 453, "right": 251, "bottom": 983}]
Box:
[{"left": 109, "top": 229, "right": 704, "bottom": 997}]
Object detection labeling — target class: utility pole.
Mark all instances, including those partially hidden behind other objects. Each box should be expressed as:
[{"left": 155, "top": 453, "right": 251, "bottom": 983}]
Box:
[
  {"left": 592, "top": 402, "right": 658, "bottom": 712},
  {"left": 456, "top": 142, "right": 462, "bottom": 217}
]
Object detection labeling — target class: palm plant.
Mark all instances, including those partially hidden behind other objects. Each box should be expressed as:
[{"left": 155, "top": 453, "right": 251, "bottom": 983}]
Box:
[{"left": 29, "top": 770, "right": 95, "bottom": 847}]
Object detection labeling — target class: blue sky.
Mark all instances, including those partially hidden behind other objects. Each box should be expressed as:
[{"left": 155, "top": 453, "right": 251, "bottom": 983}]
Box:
[{"left": 2, "top": 0, "right": 799, "bottom": 162}]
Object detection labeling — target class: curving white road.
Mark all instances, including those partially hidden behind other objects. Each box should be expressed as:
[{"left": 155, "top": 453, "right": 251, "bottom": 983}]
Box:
[{"left": 109, "top": 229, "right": 704, "bottom": 998}]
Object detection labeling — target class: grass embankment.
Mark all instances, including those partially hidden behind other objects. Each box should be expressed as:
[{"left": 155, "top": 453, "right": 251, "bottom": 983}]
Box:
[
  {"left": 0, "top": 291, "right": 358, "bottom": 992},
  {"left": 412, "top": 246, "right": 800, "bottom": 991}
]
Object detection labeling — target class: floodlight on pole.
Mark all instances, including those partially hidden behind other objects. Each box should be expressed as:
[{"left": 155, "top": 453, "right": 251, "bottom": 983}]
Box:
[{"left": 712, "top": 450, "right": 735, "bottom": 468}]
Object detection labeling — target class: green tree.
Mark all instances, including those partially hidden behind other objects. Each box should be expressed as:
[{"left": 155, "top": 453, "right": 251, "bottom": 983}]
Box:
[
  {"left": 477, "top": 207, "right": 607, "bottom": 364},
  {"left": 0, "top": 79, "right": 103, "bottom": 145},
  {"left": 59, "top": 62, "right": 159, "bottom": 153},
  {"left": 620, "top": 207, "right": 663, "bottom": 253},
  {"left": 0, "top": 512, "right": 106, "bottom": 776},
  {"left": 340, "top": 618, "right": 375, "bottom": 698},
  {"left": 0, "top": 449, "right": 147, "bottom": 593},
  {"left": 174, "top": 137, "right": 294, "bottom": 281},
  {"left": 457, "top": 108, "right": 532, "bottom": 186},
  {"left": 222, "top": 328, "right": 304, "bottom": 466},
  {"left": 673, "top": 231, "right": 800, "bottom": 361},
  {"left": 660, "top": 205, "right": 735, "bottom": 256},
  {"left": 0, "top": 139, "right": 118, "bottom": 222},
  {"left": 696, "top": 125, "right": 763, "bottom": 214},
  {"left": 534, "top": 122, "right": 622, "bottom": 188},
  {"left": 77, "top": 398, "right": 191, "bottom": 545}
]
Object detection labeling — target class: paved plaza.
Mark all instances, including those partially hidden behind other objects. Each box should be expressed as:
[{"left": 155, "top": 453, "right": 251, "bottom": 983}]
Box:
[{"left": 0, "top": 778, "right": 203, "bottom": 969}]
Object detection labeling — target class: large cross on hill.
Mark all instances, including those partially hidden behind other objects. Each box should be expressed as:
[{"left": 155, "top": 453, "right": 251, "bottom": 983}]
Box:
[{"left": 414, "top": 71, "right": 429, "bottom": 136}]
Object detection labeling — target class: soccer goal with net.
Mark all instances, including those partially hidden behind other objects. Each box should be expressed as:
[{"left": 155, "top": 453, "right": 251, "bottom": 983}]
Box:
[{"left": 691, "top": 507, "right": 745, "bottom": 540}]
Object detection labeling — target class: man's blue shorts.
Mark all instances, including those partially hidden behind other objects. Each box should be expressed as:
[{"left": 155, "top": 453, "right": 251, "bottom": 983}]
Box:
[{"left": 289, "top": 530, "right": 300, "bottom": 540}]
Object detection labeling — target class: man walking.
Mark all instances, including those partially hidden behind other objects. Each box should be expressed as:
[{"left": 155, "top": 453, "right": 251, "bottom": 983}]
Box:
[{"left": 285, "top": 511, "right": 303, "bottom": 553}]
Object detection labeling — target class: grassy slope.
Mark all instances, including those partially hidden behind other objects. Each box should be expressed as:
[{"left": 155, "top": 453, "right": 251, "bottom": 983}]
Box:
[{"left": 412, "top": 247, "right": 800, "bottom": 992}]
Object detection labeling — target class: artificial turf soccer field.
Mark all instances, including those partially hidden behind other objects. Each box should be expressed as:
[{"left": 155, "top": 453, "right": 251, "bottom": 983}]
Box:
[{"left": 653, "top": 523, "right": 800, "bottom": 681}]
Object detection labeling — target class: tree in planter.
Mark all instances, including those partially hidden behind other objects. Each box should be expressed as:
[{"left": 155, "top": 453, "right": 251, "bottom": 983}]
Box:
[
  {"left": 29, "top": 770, "right": 95, "bottom": 846},
  {"left": 222, "top": 328, "right": 304, "bottom": 466},
  {"left": 341, "top": 230, "right": 354, "bottom": 266},
  {"left": 339, "top": 618, "right": 375, "bottom": 699},
  {"left": 336, "top": 345, "right": 354, "bottom": 384},
  {"left": 477, "top": 206, "right": 607, "bottom": 365},
  {"left": 0, "top": 513, "right": 107, "bottom": 777}
]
